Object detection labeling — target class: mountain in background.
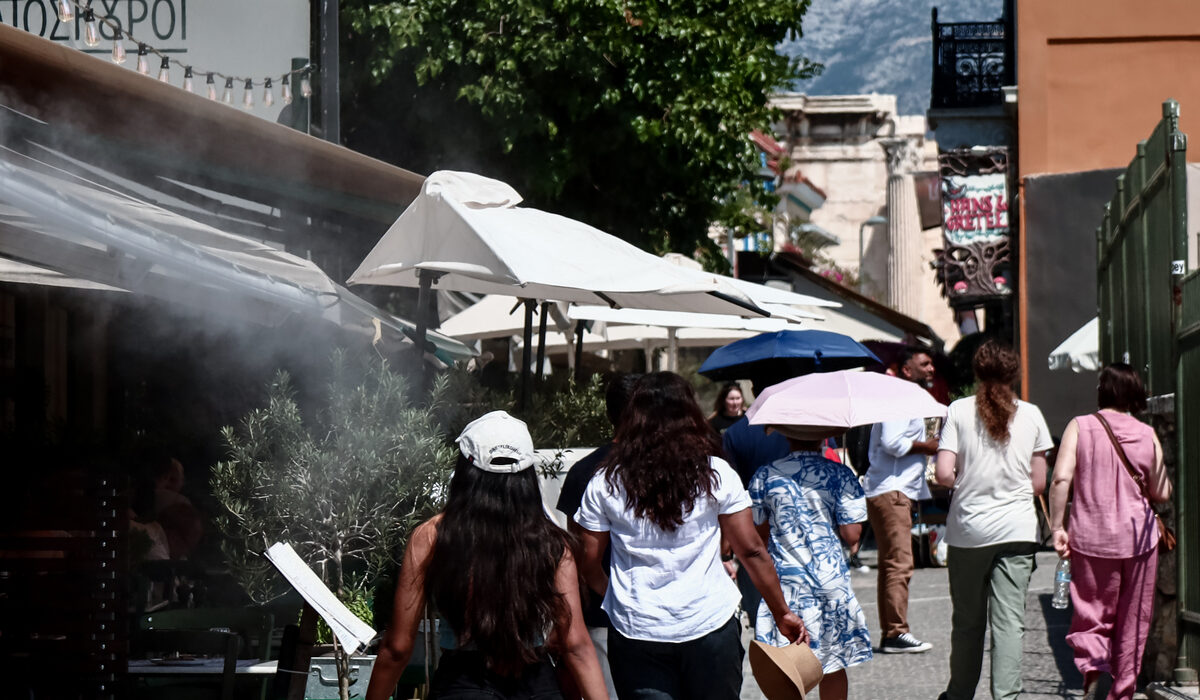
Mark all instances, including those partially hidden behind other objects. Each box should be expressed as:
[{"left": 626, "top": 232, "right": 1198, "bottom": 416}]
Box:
[{"left": 780, "top": 0, "right": 1004, "bottom": 117}]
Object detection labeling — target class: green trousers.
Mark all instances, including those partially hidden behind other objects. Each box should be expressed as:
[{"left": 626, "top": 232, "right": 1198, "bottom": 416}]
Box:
[{"left": 945, "top": 541, "right": 1038, "bottom": 700}]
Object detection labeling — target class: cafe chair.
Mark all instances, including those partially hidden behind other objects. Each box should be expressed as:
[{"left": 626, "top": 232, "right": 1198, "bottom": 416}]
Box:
[{"left": 130, "top": 628, "right": 241, "bottom": 700}]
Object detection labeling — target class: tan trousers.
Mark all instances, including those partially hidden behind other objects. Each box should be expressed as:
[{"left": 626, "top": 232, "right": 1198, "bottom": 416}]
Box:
[{"left": 867, "top": 490, "right": 914, "bottom": 638}]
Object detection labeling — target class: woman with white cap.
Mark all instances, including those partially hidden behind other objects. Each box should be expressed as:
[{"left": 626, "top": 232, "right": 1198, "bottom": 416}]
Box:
[{"left": 367, "top": 411, "right": 608, "bottom": 700}]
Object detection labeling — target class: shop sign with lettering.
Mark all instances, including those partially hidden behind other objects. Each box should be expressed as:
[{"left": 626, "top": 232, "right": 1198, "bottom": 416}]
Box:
[
  {"left": 941, "top": 172, "right": 1009, "bottom": 246},
  {"left": 934, "top": 149, "right": 1011, "bottom": 306},
  {"left": 3, "top": 0, "right": 307, "bottom": 122}
]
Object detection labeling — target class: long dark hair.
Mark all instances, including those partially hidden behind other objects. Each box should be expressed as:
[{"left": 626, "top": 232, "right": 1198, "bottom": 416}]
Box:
[
  {"left": 424, "top": 456, "right": 571, "bottom": 674},
  {"left": 973, "top": 339, "right": 1020, "bottom": 442},
  {"left": 601, "top": 372, "right": 722, "bottom": 532}
]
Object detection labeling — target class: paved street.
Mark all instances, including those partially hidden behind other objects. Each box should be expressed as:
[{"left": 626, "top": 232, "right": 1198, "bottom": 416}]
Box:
[{"left": 740, "top": 550, "right": 1086, "bottom": 699}]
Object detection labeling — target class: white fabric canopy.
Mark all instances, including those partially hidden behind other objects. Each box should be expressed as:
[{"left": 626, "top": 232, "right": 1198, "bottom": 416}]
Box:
[
  {"left": 660, "top": 252, "right": 837, "bottom": 322},
  {"left": 0, "top": 153, "right": 473, "bottom": 360},
  {"left": 1048, "top": 316, "right": 1100, "bottom": 373},
  {"left": 567, "top": 306, "right": 796, "bottom": 332},
  {"left": 523, "top": 324, "right": 787, "bottom": 353},
  {"left": 0, "top": 256, "right": 125, "bottom": 292},
  {"left": 348, "top": 171, "right": 766, "bottom": 317}
]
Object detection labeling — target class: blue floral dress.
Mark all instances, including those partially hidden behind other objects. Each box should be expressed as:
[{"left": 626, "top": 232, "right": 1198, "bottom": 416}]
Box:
[{"left": 750, "top": 450, "right": 873, "bottom": 673}]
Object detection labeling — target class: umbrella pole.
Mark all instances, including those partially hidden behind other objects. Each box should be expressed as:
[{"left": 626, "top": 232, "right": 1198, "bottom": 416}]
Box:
[
  {"left": 644, "top": 341, "right": 653, "bottom": 373},
  {"left": 414, "top": 269, "right": 436, "bottom": 391},
  {"left": 519, "top": 299, "right": 535, "bottom": 411},
  {"left": 667, "top": 327, "right": 679, "bottom": 373},
  {"left": 574, "top": 320, "right": 586, "bottom": 382},
  {"left": 536, "top": 302, "right": 550, "bottom": 381}
]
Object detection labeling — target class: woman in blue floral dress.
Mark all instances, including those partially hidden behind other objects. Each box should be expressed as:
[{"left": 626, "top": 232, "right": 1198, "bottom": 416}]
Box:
[{"left": 749, "top": 427, "right": 874, "bottom": 700}]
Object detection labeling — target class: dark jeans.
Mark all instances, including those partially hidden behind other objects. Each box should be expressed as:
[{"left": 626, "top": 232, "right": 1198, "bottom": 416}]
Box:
[
  {"left": 429, "top": 649, "right": 563, "bottom": 699},
  {"left": 608, "top": 615, "right": 743, "bottom": 700}
]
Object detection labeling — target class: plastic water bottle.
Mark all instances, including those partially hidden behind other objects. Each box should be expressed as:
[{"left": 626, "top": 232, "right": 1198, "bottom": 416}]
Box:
[{"left": 1051, "top": 558, "right": 1072, "bottom": 609}]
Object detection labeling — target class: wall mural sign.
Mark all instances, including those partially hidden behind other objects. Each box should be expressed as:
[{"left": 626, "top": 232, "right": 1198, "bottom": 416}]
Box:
[{"left": 935, "top": 149, "right": 1011, "bottom": 305}]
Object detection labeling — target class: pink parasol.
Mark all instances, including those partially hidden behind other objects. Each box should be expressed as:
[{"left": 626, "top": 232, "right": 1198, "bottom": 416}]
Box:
[{"left": 746, "top": 370, "right": 946, "bottom": 429}]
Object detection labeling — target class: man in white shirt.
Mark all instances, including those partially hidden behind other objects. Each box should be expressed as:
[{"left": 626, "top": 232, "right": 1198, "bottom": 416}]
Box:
[{"left": 864, "top": 348, "right": 938, "bottom": 653}]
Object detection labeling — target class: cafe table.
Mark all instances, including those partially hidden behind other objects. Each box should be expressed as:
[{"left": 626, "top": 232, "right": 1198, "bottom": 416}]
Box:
[{"left": 128, "top": 658, "right": 278, "bottom": 675}]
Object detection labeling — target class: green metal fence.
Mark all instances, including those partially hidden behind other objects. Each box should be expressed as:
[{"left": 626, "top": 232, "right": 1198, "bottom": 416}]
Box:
[
  {"left": 1096, "top": 100, "right": 1188, "bottom": 395},
  {"left": 1178, "top": 271, "right": 1200, "bottom": 674},
  {"left": 1096, "top": 99, "right": 1194, "bottom": 678}
]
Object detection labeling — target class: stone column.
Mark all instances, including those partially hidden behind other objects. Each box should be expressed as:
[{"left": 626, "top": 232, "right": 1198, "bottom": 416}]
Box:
[{"left": 881, "top": 138, "right": 923, "bottom": 318}]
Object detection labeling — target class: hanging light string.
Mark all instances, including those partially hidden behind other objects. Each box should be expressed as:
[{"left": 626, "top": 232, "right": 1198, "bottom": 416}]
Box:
[{"left": 58, "top": 0, "right": 313, "bottom": 107}]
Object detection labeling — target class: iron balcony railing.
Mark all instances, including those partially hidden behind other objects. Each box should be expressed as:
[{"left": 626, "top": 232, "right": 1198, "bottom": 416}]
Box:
[{"left": 930, "top": 8, "right": 1013, "bottom": 110}]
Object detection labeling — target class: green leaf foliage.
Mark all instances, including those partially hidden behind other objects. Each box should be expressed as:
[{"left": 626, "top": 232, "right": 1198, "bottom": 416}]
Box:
[
  {"left": 210, "top": 351, "right": 457, "bottom": 604},
  {"left": 341, "top": 0, "right": 820, "bottom": 262}
]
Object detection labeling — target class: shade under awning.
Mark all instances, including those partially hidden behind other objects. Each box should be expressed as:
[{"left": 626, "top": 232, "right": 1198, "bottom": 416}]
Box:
[{"left": 0, "top": 150, "right": 473, "bottom": 361}]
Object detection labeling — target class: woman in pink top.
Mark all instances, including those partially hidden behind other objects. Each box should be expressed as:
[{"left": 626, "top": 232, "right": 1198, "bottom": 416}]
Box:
[{"left": 1048, "top": 364, "right": 1172, "bottom": 700}]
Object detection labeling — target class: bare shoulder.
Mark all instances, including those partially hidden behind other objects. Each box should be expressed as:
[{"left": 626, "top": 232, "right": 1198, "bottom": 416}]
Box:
[{"left": 408, "top": 516, "right": 442, "bottom": 555}]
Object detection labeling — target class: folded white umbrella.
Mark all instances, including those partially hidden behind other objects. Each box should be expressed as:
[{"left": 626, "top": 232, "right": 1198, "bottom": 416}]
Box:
[
  {"left": 349, "top": 172, "right": 764, "bottom": 316},
  {"left": 1048, "top": 316, "right": 1100, "bottom": 373}
]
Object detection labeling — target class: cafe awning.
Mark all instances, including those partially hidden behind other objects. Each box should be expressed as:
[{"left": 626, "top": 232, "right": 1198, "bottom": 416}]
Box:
[{"left": 0, "top": 149, "right": 473, "bottom": 360}]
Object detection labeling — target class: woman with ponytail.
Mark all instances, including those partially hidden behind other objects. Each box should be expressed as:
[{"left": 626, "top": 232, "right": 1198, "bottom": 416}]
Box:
[{"left": 932, "top": 340, "right": 1054, "bottom": 700}]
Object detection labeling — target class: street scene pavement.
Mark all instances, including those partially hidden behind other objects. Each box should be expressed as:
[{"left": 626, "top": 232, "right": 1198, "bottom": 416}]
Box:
[{"left": 740, "top": 550, "right": 1086, "bottom": 700}]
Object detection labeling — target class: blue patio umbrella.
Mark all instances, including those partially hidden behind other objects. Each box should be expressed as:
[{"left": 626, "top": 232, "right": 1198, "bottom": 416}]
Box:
[{"left": 698, "top": 329, "right": 881, "bottom": 384}]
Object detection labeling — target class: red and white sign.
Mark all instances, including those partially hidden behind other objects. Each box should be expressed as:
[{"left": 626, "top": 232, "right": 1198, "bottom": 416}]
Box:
[{"left": 941, "top": 173, "right": 1009, "bottom": 245}]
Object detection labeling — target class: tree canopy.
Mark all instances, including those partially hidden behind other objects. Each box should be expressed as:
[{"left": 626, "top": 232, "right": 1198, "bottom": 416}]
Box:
[{"left": 341, "top": 0, "right": 819, "bottom": 264}]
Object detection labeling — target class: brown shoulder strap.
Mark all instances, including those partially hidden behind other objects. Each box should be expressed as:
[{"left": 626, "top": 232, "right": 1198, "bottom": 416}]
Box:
[{"left": 1091, "top": 411, "right": 1149, "bottom": 496}]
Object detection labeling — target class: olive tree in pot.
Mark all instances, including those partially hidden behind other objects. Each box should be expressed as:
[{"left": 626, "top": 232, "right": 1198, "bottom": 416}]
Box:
[{"left": 210, "top": 351, "right": 462, "bottom": 700}]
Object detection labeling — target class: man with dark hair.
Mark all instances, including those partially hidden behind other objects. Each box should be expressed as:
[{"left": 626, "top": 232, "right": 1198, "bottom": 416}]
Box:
[
  {"left": 865, "top": 347, "right": 938, "bottom": 653},
  {"left": 555, "top": 373, "right": 640, "bottom": 700}
]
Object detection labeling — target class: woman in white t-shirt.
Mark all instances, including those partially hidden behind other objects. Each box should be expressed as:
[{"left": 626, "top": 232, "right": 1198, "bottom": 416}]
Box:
[
  {"left": 933, "top": 341, "right": 1052, "bottom": 700},
  {"left": 576, "top": 372, "right": 805, "bottom": 700}
]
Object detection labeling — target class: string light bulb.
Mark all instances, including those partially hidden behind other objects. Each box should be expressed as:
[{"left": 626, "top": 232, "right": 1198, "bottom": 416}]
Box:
[
  {"left": 83, "top": 9, "right": 101, "bottom": 47},
  {"left": 221, "top": 77, "right": 234, "bottom": 104},
  {"left": 262, "top": 78, "right": 274, "bottom": 107},
  {"left": 111, "top": 38, "right": 126, "bottom": 64},
  {"left": 136, "top": 44, "right": 149, "bottom": 75},
  {"left": 281, "top": 75, "right": 293, "bottom": 105},
  {"left": 183, "top": 66, "right": 194, "bottom": 93},
  {"left": 242, "top": 79, "right": 254, "bottom": 109},
  {"left": 300, "top": 74, "right": 312, "bottom": 98},
  {"left": 54, "top": 0, "right": 74, "bottom": 22},
  {"left": 206, "top": 73, "right": 217, "bottom": 100},
  {"left": 157, "top": 57, "right": 170, "bottom": 82}
]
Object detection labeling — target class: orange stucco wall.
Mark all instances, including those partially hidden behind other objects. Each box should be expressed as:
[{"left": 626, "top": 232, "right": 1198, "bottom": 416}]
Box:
[{"left": 1018, "top": 0, "right": 1200, "bottom": 178}]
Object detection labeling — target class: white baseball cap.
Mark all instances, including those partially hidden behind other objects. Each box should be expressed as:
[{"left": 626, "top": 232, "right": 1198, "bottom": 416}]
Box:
[{"left": 455, "top": 410, "right": 536, "bottom": 473}]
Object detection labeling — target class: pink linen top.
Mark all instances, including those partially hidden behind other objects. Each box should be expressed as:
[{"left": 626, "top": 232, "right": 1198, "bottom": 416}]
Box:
[{"left": 1068, "top": 412, "right": 1158, "bottom": 559}]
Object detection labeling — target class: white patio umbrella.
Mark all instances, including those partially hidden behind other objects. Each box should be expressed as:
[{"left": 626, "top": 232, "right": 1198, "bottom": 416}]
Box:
[
  {"left": 567, "top": 305, "right": 798, "bottom": 371},
  {"left": 518, "top": 323, "right": 795, "bottom": 373},
  {"left": 348, "top": 171, "right": 762, "bottom": 314},
  {"left": 348, "top": 171, "right": 769, "bottom": 400},
  {"left": 1048, "top": 316, "right": 1100, "bottom": 373},
  {"left": 661, "top": 252, "right": 841, "bottom": 323}
]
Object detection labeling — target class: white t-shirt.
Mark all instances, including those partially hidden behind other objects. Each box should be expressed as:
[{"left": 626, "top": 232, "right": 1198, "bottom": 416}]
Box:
[
  {"left": 575, "top": 456, "right": 750, "bottom": 643},
  {"left": 938, "top": 396, "right": 1053, "bottom": 548}
]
